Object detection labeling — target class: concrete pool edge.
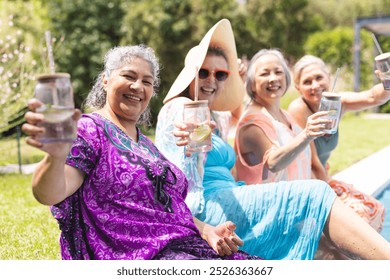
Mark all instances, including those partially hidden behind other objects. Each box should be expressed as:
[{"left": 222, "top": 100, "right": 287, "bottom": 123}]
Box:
[{"left": 332, "top": 145, "right": 390, "bottom": 198}]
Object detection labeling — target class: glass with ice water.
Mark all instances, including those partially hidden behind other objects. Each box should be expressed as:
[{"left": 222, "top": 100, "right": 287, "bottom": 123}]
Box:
[
  {"left": 319, "top": 92, "right": 342, "bottom": 134},
  {"left": 183, "top": 100, "right": 212, "bottom": 153},
  {"left": 34, "top": 73, "right": 76, "bottom": 143},
  {"left": 375, "top": 52, "right": 390, "bottom": 90}
]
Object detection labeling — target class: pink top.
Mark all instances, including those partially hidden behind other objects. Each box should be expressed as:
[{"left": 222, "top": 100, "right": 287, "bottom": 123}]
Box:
[{"left": 234, "top": 110, "right": 311, "bottom": 185}]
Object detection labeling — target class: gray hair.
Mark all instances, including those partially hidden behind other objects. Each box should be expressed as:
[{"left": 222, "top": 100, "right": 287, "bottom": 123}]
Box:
[
  {"left": 246, "top": 49, "right": 291, "bottom": 98},
  {"left": 293, "top": 55, "right": 330, "bottom": 86},
  {"left": 83, "top": 45, "right": 160, "bottom": 126}
]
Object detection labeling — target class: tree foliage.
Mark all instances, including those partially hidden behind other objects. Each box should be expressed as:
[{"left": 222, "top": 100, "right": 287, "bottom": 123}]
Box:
[
  {"left": 304, "top": 27, "right": 375, "bottom": 90},
  {"left": 46, "top": 0, "right": 126, "bottom": 108},
  {"left": 121, "top": 0, "right": 193, "bottom": 126},
  {"left": 239, "top": 0, "right": 321, "bottom": 61},
  {"left": 308, "top": 0, "right": 390, "bottom": 28},
  {"left": 0, "top": 0, "right": 48, "bottom": 136}
]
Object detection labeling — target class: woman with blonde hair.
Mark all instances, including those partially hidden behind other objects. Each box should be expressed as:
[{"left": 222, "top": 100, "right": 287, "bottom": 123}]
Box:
[{"left": 288, "top": 55, "right": 389, "bottom": 233}]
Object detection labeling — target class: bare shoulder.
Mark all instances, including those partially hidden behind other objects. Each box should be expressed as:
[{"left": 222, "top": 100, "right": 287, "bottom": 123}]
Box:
[
  {"left": 287, "top": 97, "right": 311, "bottom": 127},
  {"left": 287, "top": 97, "right": 305, "bottom": 115}
]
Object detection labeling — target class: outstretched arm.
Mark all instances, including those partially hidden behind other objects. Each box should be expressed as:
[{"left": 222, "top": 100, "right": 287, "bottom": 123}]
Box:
[
  {"left": 22, "top": 98, "right": 84, "bottom": 205},
  {"left": 238, "top": 111, "right": 329, "bottom": 172},
  {"left": 340, "top": 83, "right": 390, "bottom": 115}
]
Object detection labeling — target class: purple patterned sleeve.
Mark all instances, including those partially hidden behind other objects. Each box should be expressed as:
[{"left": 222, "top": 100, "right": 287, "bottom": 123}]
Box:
[
  {"left": 52, "top": 115, "right": 102, "bottom": 247},
  {"left": 66, "top": 115, "right": 101, "bottom": 174}
]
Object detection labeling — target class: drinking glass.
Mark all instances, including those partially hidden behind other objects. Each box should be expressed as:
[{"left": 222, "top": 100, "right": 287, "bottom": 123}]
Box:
[
  {"left": 375, "top": 52, "right": 390, "bottom": 90},
  {"left": 34, "top": 73, "right": 76, "bottom": 143},
  {"left": 183, "top": 100, "right": 212, "bottom": 153},
  {"left": 319, "top": 92, "right": 342, "bottom": 134}
]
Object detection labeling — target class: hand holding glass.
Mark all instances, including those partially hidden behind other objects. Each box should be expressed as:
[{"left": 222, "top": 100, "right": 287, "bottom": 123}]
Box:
[
  {"left": 319, "top": 92, "right": 341, "bottom": 134},
  {"left": 183, "top": 100, "right": 212, "bottom": 153},
  {"left": 375, "top": 52, "right": 390, "bottom": 90},
  {"left": 34, "top": 73, "right": 76, "bottom": 143}
]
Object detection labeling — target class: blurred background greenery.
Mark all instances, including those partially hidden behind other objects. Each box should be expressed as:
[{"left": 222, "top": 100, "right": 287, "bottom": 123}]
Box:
[{"left": 1, "top": 0, "right": 390, "bottom": 136}]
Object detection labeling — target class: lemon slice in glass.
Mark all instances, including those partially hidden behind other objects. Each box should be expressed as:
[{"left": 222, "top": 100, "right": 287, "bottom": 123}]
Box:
[{"left": 190, "top": 124, "right": 211, "bottom": 142}]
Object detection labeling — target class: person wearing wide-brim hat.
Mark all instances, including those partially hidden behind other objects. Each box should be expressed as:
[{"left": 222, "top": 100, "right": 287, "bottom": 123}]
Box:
[
  {"left": 155, "top": 19, "right": 390, "bottom": 260},
  {"left": 156, "top": 18, "right": 245, "bottom": 217},
  {"left": 162, "top": 19, "right": 245, "bottom": 112}
]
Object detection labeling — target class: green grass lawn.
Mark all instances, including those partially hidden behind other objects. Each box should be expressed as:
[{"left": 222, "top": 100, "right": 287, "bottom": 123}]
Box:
[
  {"left": 0, "top": 112, "right": 389, "bottom": 259},
  {"left": 328, "top": 113, "right": 390, "bottom": 175},
  {"left": 0, "top": 173, "right": 61, "bottom": 259},
  {"left": 0, "top": 135, "right": 46, "bottom": 165}
]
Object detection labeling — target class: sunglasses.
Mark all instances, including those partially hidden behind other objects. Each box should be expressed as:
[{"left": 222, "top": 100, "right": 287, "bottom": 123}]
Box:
[{"left": 198, "top": 68, "right": 230, "bottom": 81}]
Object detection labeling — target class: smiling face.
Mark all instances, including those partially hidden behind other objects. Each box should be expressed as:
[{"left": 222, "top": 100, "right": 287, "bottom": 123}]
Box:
[
  {"left": 188, "top": 54, "right": 229, "bottom": 108},
  {"left": 295, "top": 63, "right": 331, "bottom": 106},
  {"left": 103, "top": 57, "right": 154, "bottom": 123},
  {"left": 251, "top": 54, "right": 287, "bottom": 103}
]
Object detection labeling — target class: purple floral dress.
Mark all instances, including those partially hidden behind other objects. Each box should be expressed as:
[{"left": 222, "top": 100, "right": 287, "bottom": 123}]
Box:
[{"left": 51, "top": 113, "right": 260, "bottom": 260}]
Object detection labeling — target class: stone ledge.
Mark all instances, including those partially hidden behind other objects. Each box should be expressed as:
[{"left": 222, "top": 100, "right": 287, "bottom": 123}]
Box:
[{"left": 332, "top": 145, "right": 390, "bottom": 197}]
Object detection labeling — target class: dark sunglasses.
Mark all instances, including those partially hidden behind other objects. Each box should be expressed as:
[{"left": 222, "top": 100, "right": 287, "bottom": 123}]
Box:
[{"left": 198, "top": 68, "right": 230, "bottom": 81}]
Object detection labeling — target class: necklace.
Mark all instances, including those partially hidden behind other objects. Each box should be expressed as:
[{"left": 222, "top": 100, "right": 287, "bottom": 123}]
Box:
[{"left": 301, "top": 97, "right": 318, "bottom": 114}]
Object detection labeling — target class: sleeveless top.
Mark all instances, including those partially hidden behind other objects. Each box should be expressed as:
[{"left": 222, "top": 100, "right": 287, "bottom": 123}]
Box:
[
  {"left": 314, "top": 132, "right": 339, "bottom": 167},
  {"left": 235, "top": 110, "right": 311, "bottom": 184}
]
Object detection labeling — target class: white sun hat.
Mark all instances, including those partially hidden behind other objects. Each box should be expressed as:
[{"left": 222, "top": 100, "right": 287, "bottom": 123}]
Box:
[{"left": 163, "top": 18, "right": 244, "bottom": 111}]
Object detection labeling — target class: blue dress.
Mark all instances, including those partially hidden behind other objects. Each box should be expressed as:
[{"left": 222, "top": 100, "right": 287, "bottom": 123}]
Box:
[{"left": 155, "top": 97, "right": 336, "bottom": 260}]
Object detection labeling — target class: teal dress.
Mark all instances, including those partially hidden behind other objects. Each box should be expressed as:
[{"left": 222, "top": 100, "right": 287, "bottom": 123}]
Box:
[
  {"left": 155, "top": 98, "right": 336, "bottom": 260},
  {"left": 314, "top": 131, "right": 339, "bottom": 167}
]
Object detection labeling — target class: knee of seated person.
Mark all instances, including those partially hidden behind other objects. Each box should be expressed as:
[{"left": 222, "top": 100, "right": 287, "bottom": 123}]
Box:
[
  {"left": 312, "top": 179, "right": 332, "bottom": 189},
  {"left": 302, "top": 179, "right": 332, "bottom": 191},
  {"left": 295, "top": 179, "right": 328, "bottom": 187},
  {"left": 315, "top": 179, "right": 329, "bottom": 186}
]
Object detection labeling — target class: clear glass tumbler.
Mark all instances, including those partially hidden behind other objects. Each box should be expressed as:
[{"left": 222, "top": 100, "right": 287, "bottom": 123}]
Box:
[
  {"left": 34, "top": 73, "right": 76, "bottom": 143},
  {"left": 319, "top": 92, "right": 342, "bottom": 134},
  {"left": 375, "top": 52, "right": 390, "bottom": 90},
  {"left": 183, "top": 100, "right": 212, "bottom": 153}
]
